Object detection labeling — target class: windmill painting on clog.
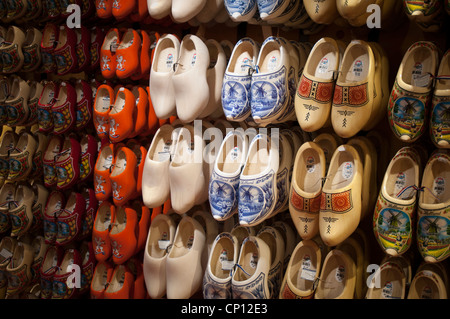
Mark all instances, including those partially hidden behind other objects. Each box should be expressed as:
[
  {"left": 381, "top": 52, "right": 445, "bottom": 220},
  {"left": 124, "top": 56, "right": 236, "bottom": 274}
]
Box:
[
  {"left": 251, "top": 36, "right": 289, "bottom": 126},
  {"left": 416, "top": 151, "right": 450, "bottom": 263},
  {"left": 387, "top": 41, "right": 439, "bottom": 143},
  {"left": 373, "top": 147, "right": 421, "bottom": 256},
  {"left": 222, "top": 37, "right": 259, "bottom": 122}
]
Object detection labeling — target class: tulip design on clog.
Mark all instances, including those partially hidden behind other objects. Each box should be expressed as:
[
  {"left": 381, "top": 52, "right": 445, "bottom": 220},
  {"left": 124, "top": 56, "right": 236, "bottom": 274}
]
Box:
[
  {"left": 388, "top": 41, "right": 439, "bottom": 143},
  {"left": 417, "top": 151, "right": 450, "bottom": 263},
  {"left": 55, "top": 136, "right": 81, "bottom": 191},
  {"left": 209, "top": 130, "right": 248, "bottom": 221},
  {"left": 79, "top": 135, "right": 97, "bottom": 183},
  {"left": 53, "top": 26, "right": 78, "bottom": 75},
  {"left": 222, "top": 38, "right": 259, "bottom": 122},
  {"left": 238, "top": 132, "right": 279, "bottom": 227},
  {"left": 52, "top": 81, "right": 77, "bottom": 135},
  {"left": 251, "top": 36, "right": 290, "bottom": 126}
]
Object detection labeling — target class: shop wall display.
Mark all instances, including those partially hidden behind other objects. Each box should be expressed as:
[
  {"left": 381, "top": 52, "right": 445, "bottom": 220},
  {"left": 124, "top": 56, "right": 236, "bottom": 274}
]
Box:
[{"left": 0, "top": 0, "right": 448, "bottom": 301}]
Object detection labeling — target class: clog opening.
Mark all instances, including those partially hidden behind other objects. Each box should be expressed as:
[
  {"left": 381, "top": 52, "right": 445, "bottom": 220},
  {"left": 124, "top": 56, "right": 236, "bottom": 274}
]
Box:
[
  {"left": 95, "top": 203, "right": 112, "bottom": 232},
  {"left": 409, "top": 273, "right": 441, "bottom": 299},
  {"left": 154, "top": 37, "right": 177, "bottom": 73},
  {"left": 217, "top": 134, "right": 244, "bottom": 174},
  {"left": 317, "top": 252, "right": 348, "bottom": 299},
  {"left": 386, "top": 157, "right": 416, "bottom": 200},
  {"left": 210, "top": 235, "right": 235, "bottom": 279},
  {"left": 175, "top": 37, "right": 197, "bottom": 74},
  {"left": 308, "top": 42, "right": 338, "bottom": 80},
  {"left": 10, "top": 244, "right": 24, "bottom": 269},
  {"left": 42, "top": 25, "right": 57, "bottom": 48},
  {"left": 340, "top": 44, "right": 370, "bottom": 83},
  {"left": 288, "top": 243, "right": 318, "bottom": 292},
  {"left": 110, "top": 206, "right": 127, "bottom": 234},
  {"left": 148, "top": 125, "right": 173, "bottom": 162},
  {"left": 420, "top": 158, "right": 450, "bottom": 205},
  {"left": 368, "top": 265, "right": 405, "bottom": 299},
  {"left": 234, "top": 240, "right": 257, "bottom": 281},
  {"left": 97, "top": 145, "right": 113, "bottom": 171},
  {"left": 326, "top": 149, "right": 355, "bottom": 190},
  {"left": 55, "top": 27, "right": 68, "bottom": 51},
  {"left": 44, "top": 137, "right": 61, "bottom": 161},
  {"left": 296, "top": 147, "right": 323, "bottom": 193},
  {"left": 242, "top": 137, "right": 271, "bottom": 176},
  {"left": 402, "top": 46, "right": 435, "bottom": 87},
  {"left": 168, "top": 219, "right": 195, "bottom": 258},
  {"left": 92, "top": 262, "right": 110, "bottom": 292},
  {"left": 59, "top": 192, "right": 77, "bottom": 218},
  {"left": 42, "top": 246, "right": 58, "bottom": 274},
  {"left": 259, "top": 42, "right": 281, "bottom": 73},
  {"left": 40, "top": 82, "right": 57, "bottom": 105},
  {"left": 227, "top": 41, "right": 254, "bottom": 74},
  {"left": 147, "top": 217, "right": 171, "bottom": 258}
]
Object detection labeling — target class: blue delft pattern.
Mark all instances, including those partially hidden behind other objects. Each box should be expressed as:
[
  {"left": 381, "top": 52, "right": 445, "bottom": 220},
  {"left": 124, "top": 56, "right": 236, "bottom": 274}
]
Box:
[
  {"left": 250, "top": 67, "right": 287, "bottom": 122},
  {"left": 272, "top": 166, "right": 288, "bottom": 214},
  {"left": 238, "top": 169, "right": 276, "bottom": 225},
  {"left": 203, "top": 271, "right": 232, "bottom": 299},
  {"left": 256, "top": 0, "right": 285, "bottom": 16},
  {"left": 224, "top": 0, "right": 257, "bottom": 17},
  {"left": 209, "top": 171, "right": 240, "bottom": 220},
  {"left": 275, "top": 48, "right": 297, "bottom": 123},
  {"left": 222, "top": 75, "right": 252, "bottom": 121},
  {"left": 232, "top": 271, "right": 268, "bottom": 299}
]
